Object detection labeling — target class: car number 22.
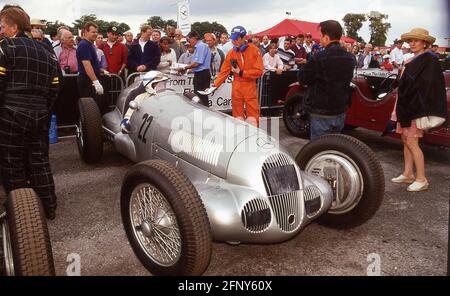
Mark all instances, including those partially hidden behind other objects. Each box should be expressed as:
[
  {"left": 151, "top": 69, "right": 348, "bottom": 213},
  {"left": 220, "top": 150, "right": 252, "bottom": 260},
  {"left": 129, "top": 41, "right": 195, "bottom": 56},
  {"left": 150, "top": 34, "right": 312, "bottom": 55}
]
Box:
[{"left": 138, "top": 113, "right": 154, "bottom": 144}]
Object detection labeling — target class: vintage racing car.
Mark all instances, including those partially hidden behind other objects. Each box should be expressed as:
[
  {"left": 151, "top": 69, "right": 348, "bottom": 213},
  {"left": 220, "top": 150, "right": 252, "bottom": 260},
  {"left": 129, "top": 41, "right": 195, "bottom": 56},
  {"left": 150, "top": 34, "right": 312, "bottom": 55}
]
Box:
[
  {"left": 76, "top": 71, "right": 384, "bottom": 276},
  {"left": 283, "top": 69, "right": 450, "bottom": 147},
  {"left": 1, "top": 189, "right": 55, "bottom": 276}
]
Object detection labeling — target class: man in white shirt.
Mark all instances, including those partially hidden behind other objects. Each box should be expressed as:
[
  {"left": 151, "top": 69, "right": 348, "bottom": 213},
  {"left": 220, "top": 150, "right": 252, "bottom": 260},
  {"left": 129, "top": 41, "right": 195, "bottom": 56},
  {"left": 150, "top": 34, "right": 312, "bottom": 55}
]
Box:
[
  {"left": 178, "top": 40, "right": 194, "bottom": 65},
  {"left": 217, "top": 32, "right": 233, "bottom": 55},
  {"left": 402, "top": 42, "right": 414, "bottom": 63},
  {"left": 390, "top": 39, "right": 404, "bottom": 69},
  {"left": 304, "top": 32, "right": 314, "bottom": 54},
  {"left": 263, "top": 43, "right": 284, "bottom": 74},
  {"left": 361, "top": 43, "right": 373, "bottom": 69},
  {"left": 204, "top": 32, "right": 224, "bottom": 77}
]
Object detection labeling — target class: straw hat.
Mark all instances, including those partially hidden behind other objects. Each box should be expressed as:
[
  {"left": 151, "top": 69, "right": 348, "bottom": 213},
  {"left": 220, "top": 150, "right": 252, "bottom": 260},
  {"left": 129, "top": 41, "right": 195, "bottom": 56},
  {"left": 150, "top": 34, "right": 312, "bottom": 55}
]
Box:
[
  {"left": 401, "top": 28, "right": 436, "bottom": 44},
  {"left": 30, "top": 18, "right": 46, "bottom": 27}
]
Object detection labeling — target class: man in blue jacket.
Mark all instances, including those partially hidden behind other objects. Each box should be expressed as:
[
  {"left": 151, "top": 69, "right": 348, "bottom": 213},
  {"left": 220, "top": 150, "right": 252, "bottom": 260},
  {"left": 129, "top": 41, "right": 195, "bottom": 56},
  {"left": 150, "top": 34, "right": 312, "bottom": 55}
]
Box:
[
  {"left": 298, "top": 20, "right": 356, "bottom": 140},
  {"left": 128, "top": 25, "right": 161, "bottom": 74}
]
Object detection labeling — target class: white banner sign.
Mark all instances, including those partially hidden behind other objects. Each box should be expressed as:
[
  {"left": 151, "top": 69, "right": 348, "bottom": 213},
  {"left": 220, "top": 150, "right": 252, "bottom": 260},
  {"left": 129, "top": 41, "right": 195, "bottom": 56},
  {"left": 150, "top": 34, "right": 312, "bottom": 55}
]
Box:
[
  {"left": 177, "top": 0, "right": 191, "bottom": 36},
  {"left": 165, "top": 73, "right": 233, "bottom": 112}
]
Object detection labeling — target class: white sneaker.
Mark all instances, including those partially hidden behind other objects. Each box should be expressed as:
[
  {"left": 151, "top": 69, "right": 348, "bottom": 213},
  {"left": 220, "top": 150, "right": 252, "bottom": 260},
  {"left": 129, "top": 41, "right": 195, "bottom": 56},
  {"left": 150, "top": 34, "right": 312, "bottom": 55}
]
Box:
[
  {"left": 407, "top": 181, "right": 429, "bottom": 192},
  {"left": 391, "top": 175, "right": 415, "bottom": 184}
]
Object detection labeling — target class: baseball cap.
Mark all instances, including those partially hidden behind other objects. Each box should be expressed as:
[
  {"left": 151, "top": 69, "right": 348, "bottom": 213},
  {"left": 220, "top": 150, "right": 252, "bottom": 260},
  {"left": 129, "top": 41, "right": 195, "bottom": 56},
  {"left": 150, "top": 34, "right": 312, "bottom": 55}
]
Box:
[
  {"left": 312, "top": 44, "right": 320, "bottom": 50},
  {"left": 383, "top": 54, "right": 390, "bottom": 59},
  {"left": 305, "top": 32, "right": 312, "bottom": 37},
  {"left": 230, "top": 26, "right": 247, "bottom": 41},
  {"left": 107, "top": 26, "right": 120, "bottom": 34}
]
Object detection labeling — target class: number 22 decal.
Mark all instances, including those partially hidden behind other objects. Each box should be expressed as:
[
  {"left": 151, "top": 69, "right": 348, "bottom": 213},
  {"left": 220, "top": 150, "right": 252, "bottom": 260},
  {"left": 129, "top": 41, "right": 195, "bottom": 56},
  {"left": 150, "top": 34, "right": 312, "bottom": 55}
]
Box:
[{"left": 138, "top": 113, "right": 153, "bottom": 144}]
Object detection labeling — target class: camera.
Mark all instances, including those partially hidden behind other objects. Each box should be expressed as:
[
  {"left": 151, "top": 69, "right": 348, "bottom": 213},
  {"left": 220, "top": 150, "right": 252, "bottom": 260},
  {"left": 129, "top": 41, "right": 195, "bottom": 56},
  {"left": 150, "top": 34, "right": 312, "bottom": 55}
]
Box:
[
  {"left": 63, "top": 66, "right": 71, "bottom": 75},
  {"left": 231, "top": 59, "right": 238, "bottom": 69}
]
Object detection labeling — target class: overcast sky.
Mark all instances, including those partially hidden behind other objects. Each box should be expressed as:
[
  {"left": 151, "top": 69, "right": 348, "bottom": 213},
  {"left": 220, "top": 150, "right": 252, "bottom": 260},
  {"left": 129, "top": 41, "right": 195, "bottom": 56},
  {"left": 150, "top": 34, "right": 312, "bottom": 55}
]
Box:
[{"left": 2, "top": 0, "right": 449, "bottom": 46}]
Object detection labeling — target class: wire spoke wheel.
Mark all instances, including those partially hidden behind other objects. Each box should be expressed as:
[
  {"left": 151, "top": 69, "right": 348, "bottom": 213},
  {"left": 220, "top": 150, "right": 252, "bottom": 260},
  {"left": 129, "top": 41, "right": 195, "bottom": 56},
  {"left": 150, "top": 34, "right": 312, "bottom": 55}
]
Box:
[
  {"left": 130, "top": 184, "right": 181, "bottom": 267},
  {"left": 121, "top": 160, "right": 212, "bottom": 276}
]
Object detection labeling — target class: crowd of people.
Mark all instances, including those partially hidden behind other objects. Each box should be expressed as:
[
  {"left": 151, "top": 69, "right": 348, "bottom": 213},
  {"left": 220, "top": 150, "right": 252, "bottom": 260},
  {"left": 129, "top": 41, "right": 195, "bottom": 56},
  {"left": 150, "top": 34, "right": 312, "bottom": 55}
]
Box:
[{"left": 0, "top": 3, "right": 447, "bottom": 223}]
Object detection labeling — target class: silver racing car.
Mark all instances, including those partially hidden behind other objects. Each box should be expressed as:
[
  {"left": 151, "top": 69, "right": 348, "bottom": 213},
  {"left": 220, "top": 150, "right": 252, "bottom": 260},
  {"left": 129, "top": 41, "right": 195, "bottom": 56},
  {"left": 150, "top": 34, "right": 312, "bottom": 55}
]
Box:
[{"left": 76, "top": 71, "right": 384, "bottom": 276}]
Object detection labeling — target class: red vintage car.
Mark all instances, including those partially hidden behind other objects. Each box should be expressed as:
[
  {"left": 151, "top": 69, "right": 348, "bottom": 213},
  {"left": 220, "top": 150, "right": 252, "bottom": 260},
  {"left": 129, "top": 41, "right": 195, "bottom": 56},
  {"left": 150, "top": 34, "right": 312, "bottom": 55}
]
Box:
[{"left": 283, "top": 69, "right": 450, "bottom": 148}]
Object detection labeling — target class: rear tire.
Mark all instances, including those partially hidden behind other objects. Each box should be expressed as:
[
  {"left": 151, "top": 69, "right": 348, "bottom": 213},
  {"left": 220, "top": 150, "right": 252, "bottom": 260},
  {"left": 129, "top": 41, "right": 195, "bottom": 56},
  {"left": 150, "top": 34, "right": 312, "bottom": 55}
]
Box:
[
  {"left": 296, "top": 134, "right": 384, "bottom": 228},
  {"left": 77, "top": 97, "right": 103, "bottom": 164},
  {"left": 283, "top": 93, "right": 310, "bottom": 139},
  {"left": 121, "top": 160, "right": 212, "bottom": 276},
  {"left": 1, "top": 189, "right": 55, "bottom": 276}
]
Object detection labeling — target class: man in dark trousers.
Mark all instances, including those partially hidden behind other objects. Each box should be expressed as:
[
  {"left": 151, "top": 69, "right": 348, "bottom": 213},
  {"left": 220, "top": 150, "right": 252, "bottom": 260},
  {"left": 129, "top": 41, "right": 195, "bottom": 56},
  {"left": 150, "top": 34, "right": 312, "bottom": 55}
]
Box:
[
  {"left": 0, "top": 6, "right": 60, "bottom": 219},
  {"left": 176, "top": 31, "right": 211, "bottom": 107},
  {"left": 298, "top": 20, "right": 356, "bottom": 140},
  {"left": 76, "top": 21, "right": 104, "bottom": 112}
]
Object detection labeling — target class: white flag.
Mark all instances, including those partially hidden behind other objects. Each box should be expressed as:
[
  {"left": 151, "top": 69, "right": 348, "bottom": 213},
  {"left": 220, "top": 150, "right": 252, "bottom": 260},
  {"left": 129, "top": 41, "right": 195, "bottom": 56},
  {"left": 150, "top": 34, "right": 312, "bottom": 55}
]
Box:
[{"left": 177, "top": 1, "right": 191, "bottom": 36}]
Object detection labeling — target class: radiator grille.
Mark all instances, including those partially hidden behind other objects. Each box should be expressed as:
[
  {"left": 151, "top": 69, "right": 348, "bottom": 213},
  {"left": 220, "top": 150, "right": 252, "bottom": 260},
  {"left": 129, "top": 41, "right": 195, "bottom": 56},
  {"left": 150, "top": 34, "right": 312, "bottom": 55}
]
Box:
[
  {"left": 262, "top": 153, "right": 300, "bottom": 196},
  {"left": 268, "top": 191, "right": 302, "bottom": 232},
  {"left": 304, "top": 186, "right": 322, "bottom": 216},
  {"left": 241, "top": 199, "right": 271, "bottom": 233},
  {"left": 262, "top": 153, "right": 302, "bottom": 233}
]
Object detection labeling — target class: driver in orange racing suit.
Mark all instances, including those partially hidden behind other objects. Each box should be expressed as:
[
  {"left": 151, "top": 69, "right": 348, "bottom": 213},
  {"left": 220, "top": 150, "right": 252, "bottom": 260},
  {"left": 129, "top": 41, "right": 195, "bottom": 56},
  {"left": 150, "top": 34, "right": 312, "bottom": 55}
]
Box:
[{"left": 212, "top": 26, "right": 264, "bottom": 127}]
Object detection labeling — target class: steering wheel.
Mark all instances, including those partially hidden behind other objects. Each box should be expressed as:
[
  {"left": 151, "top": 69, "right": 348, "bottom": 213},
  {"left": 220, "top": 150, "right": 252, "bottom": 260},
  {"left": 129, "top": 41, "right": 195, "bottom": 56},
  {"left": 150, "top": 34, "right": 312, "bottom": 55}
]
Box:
[{"left": 378, "top": 73, "right": 399, "bottom": 94}]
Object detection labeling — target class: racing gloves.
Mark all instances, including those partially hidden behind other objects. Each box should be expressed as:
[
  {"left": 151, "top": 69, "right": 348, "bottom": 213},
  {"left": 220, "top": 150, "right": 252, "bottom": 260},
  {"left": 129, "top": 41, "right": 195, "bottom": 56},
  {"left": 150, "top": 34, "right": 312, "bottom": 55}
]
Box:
[
  {"left": 121, "top": 118, "right": 131, "bottom": 134},
  {"left": 92, "top": 80, "right": 104, "bottom": 95}
]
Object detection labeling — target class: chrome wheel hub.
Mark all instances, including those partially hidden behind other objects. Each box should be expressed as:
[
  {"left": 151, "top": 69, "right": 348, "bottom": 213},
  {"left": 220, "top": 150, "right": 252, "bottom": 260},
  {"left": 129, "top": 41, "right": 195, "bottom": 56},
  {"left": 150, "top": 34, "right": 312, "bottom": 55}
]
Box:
[
  {"left": 76, "top": 119, "right": 84, "bottom": 149},
  {"left": 1, "top": 217, "right": 15, "bottom": 276},
  {"left": 140, "top": 221, "right": 152, "bottom": 238},
  {"left": 129, "top": 184, "right": 181, "bottom": 267},
  {"left": 305, "top": 151, "right": 364, "bottom": 214}
]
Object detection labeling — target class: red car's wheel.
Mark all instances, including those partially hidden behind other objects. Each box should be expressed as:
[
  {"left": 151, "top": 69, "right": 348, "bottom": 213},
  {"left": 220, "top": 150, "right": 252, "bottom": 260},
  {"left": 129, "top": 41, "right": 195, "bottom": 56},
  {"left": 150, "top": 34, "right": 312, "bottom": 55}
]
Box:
[{"left": 283, "top": 93, "right": 310, "bottom": 139}]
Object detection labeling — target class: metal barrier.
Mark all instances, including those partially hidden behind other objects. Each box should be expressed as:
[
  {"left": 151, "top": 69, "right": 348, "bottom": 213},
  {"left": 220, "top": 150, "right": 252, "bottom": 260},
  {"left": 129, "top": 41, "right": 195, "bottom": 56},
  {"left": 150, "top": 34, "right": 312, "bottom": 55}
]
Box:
[
  {"left": 99, "top": 73, "right": 124, "bottom": 110},
  {"left": 54, "top": 73, "right": 125, "bottom": 139},
  {"left": 258, "top": 71, "right": 298, "bottom": 117}
]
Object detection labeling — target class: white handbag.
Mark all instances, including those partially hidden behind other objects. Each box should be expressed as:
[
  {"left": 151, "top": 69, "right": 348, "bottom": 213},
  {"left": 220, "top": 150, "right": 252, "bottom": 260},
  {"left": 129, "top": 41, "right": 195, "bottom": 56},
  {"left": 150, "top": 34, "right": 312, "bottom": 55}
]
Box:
[{"left": 415, "top": 116, "right": 446, "bottom": 131}]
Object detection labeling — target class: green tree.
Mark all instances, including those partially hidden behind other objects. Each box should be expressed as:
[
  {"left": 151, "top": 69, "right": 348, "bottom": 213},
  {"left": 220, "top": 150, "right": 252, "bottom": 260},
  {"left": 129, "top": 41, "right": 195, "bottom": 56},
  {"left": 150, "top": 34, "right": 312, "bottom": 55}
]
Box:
[
  {"left": 72, "top": 14, "right": 98, "bottom": 31},
  {"left": 72, "top": 14, "right": 130, "bottom": 36},
  {"left": 342, "top": 13, "right": 366, "bottom": 43},
  {"left": 147, "top": 16, "right": 165, "bottom": 29},
  {"left": 191, "top": 21, "right": 227, "bottom": 36},
  {"left": 43, "top": 20, "right": 73, "bottom": 35},
  {"left": 368, "top": 13, "right": 391, "bottom": 46},
  {"left": 165, "top": 19, "right": 177, "bottom": 29},
  {"left": 146, "top": 16, "right": 177, "bottom": 30}
]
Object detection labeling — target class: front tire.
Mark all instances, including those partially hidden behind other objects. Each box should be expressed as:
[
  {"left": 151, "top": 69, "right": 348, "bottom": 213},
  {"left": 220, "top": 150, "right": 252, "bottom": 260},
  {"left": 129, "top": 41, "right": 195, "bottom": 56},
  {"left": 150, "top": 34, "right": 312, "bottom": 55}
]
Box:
[
  {"left": 121, "top": 160, "right": 212, "bottom": 276},
  {"left": 1, "top": 189, "right": 55, "bottom": 276},
  {"left": 283, "top": 93, "right": 310, "bottom": 139},
  {"left": 296, "top": 134, "right": 384, "bottom": 228},
  {"left": 77, "top": 97, "right": 103, "bottom": 164}
]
